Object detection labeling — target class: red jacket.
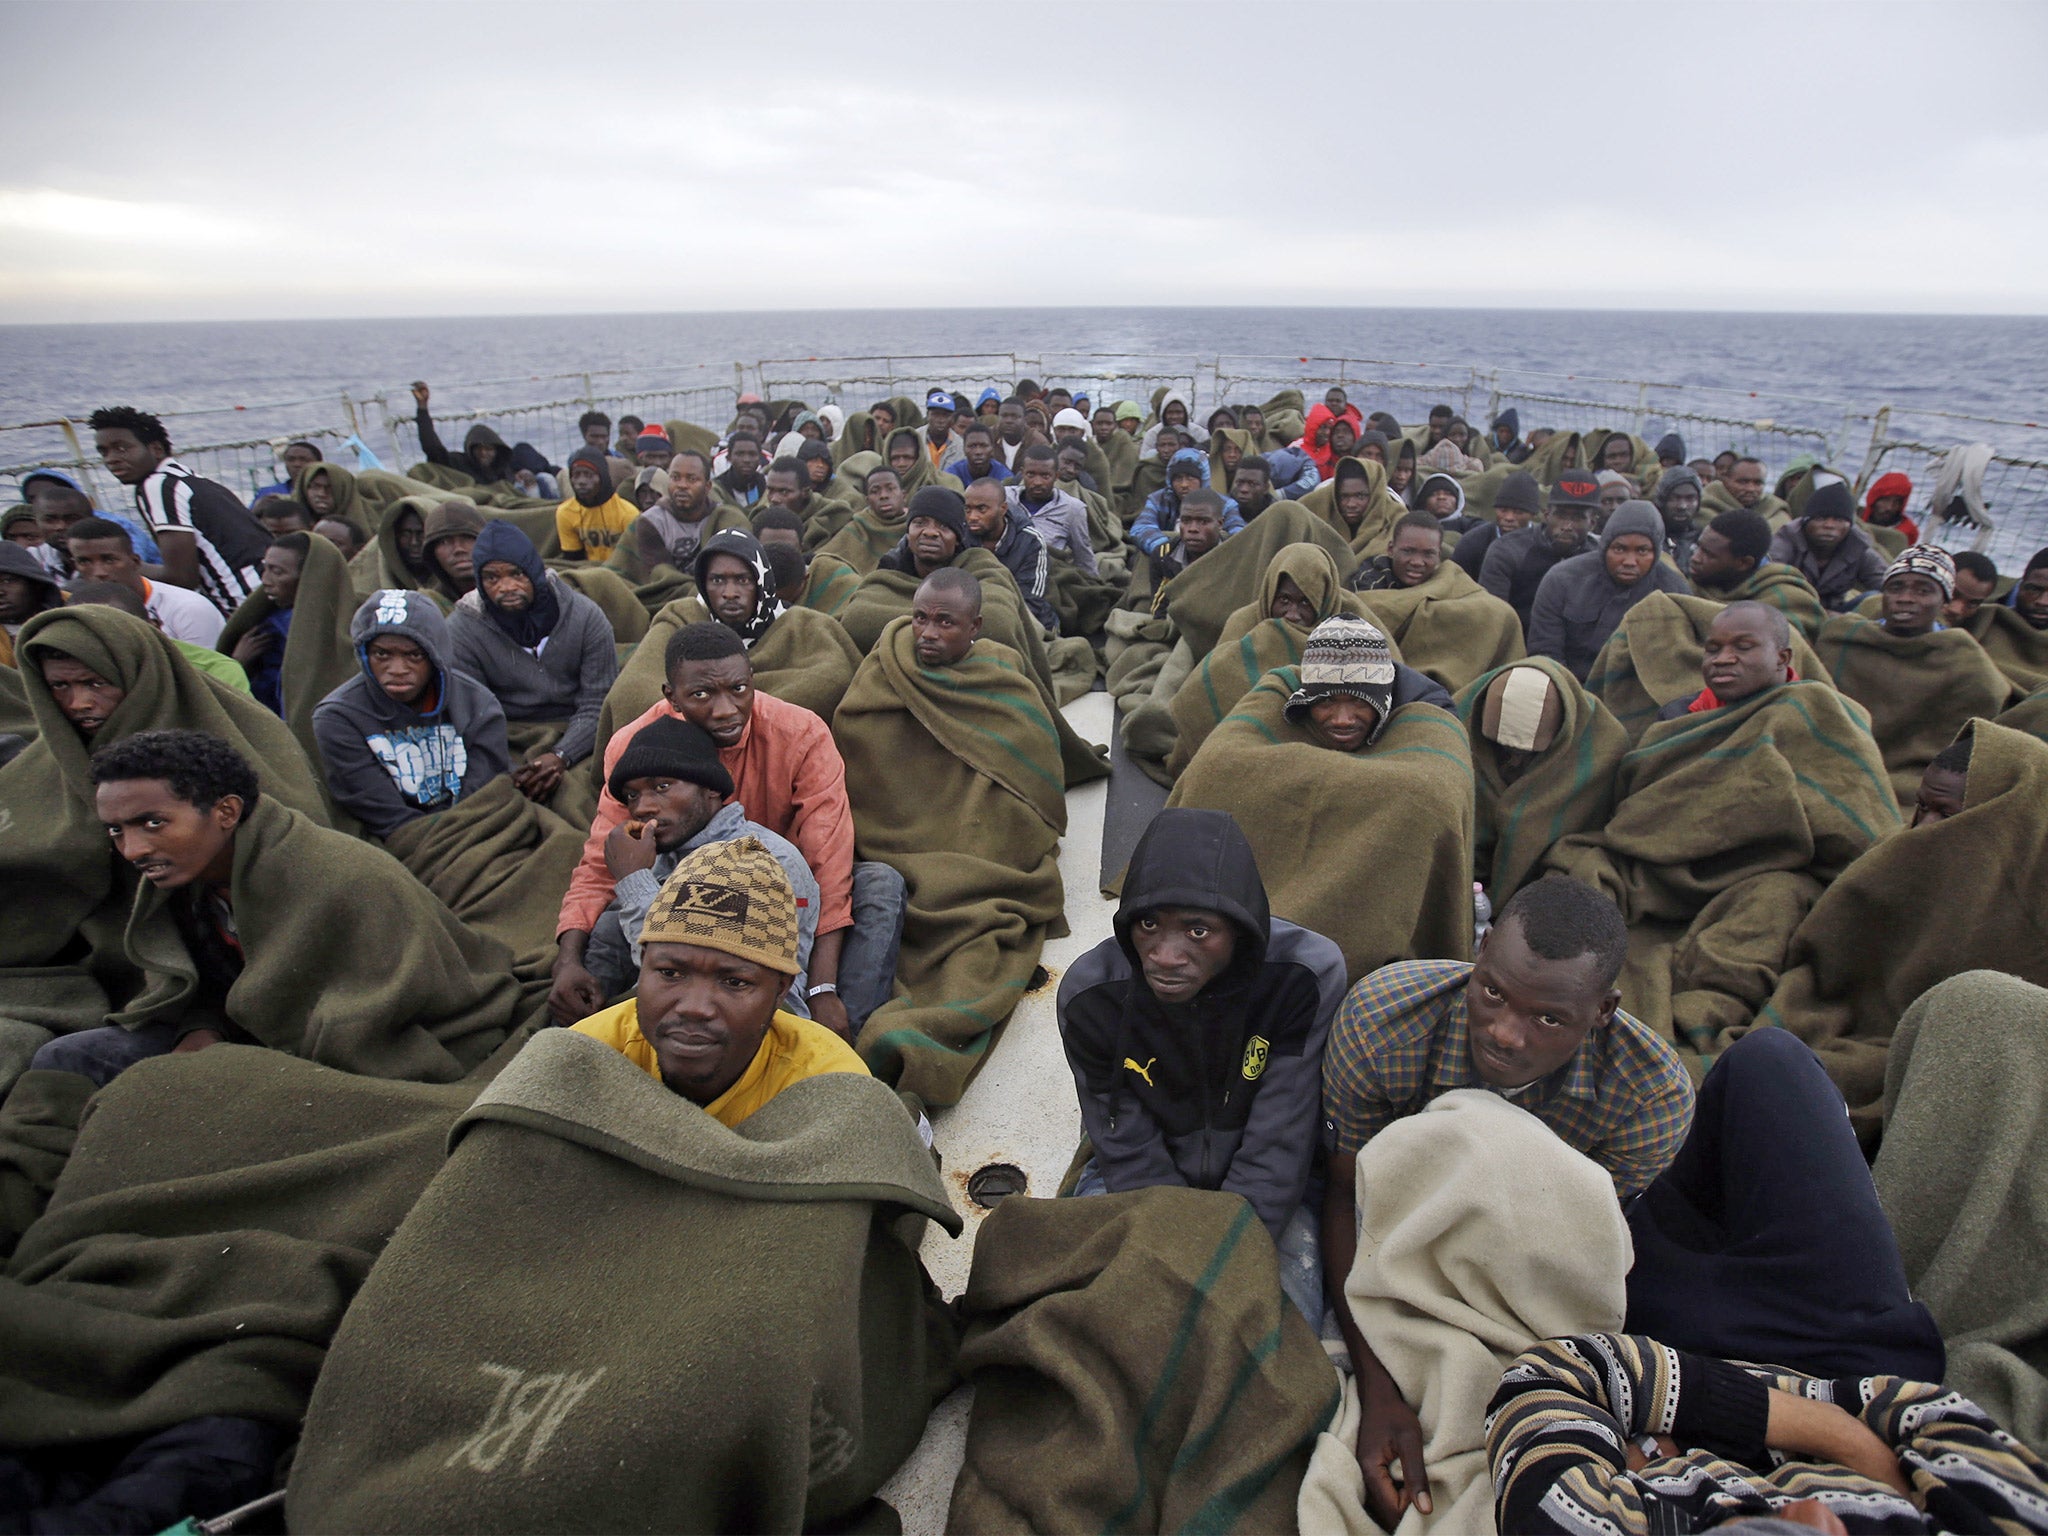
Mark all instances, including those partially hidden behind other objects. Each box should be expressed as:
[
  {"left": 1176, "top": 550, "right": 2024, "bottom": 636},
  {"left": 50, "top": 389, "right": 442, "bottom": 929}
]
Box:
[{"left": 1299, "top": 402, "right": 1364, "bottom": 477}]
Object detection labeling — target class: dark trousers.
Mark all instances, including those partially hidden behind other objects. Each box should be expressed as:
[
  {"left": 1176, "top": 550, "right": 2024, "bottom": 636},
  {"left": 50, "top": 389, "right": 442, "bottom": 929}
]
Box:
[
  {"left": 1625, "top": 1027, "right": 1945, "bottom": 1382},
  {"left": 28, "top": 1021, "right": 182, "bottom": 1090}
]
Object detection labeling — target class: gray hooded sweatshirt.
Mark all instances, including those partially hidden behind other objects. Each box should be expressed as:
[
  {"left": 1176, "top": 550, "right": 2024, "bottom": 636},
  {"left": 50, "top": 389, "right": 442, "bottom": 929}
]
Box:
[
  {"left": 313, "top": 589, "right": 511, "bottom": 839},
  {"left": 445, "top": 572, "right": 617, "bottom": 766},
  {"left": 1526, "top": 501, "right": 1691, "bottom": 680}
]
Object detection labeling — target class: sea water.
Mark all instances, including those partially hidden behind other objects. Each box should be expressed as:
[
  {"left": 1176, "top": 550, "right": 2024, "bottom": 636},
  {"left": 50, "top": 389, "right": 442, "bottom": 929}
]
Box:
[{"left": 4, "top": 307, "right": 2044, "bottom": 426}]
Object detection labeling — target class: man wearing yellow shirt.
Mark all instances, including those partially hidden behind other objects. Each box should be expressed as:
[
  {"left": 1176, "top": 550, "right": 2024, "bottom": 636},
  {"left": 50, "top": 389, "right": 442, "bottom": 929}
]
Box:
[
  {"left": 555, "top": 445, "right": 640, "bottom": 562},
  {"left": 572, "top": 834, "right": 867, "bottom": 1127}
]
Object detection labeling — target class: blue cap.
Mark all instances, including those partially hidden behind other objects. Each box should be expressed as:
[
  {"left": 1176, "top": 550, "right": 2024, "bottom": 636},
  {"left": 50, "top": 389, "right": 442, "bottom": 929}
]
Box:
[{"left": 926, "top": 389, "right": 955, "bottom": 411}]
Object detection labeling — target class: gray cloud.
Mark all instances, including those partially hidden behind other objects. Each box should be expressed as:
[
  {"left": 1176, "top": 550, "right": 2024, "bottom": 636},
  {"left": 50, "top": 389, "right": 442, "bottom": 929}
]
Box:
[{"left": 3, "top": 0, "right": 2044, "bottom": 319}]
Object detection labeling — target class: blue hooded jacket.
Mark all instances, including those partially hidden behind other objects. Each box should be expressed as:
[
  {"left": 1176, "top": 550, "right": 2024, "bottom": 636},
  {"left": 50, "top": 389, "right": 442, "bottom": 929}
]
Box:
[{"left": 1132, "top": 448, "right": 1244, "bottom": 555}]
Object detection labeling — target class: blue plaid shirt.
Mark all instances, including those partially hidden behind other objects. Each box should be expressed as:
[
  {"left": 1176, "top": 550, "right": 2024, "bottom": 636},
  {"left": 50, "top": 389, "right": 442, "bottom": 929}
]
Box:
[{"left": 1322, "top": 959, "right": 1693, "bottom": 1198}]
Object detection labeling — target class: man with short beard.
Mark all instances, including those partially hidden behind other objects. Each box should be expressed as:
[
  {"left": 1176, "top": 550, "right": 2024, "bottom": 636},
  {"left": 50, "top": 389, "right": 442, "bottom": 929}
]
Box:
[
  {"left": 635, "top": 449, "right": 736, "bottom": 569},
  {"left": 963, "top": 477, "right": 1056, "bottom": 632},
  {"left": 1479, "top": 471, "right": 1602, "bottom": 631}
]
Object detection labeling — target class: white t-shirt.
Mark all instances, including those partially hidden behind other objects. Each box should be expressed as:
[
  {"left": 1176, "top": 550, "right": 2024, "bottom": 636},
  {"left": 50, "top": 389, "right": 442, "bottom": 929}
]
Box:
[{"left": 144, "top": 578, "right": 227, "bottom": 647}]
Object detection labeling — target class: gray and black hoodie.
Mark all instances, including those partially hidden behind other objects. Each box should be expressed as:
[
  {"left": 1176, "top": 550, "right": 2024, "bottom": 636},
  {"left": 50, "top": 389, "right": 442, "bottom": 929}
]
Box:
[
  {"left": 1057, "top": 808, "right": 1347, "bottom": 1239},
  {"left": 313, "top": 589, "right": 511, "bottom": 839}
]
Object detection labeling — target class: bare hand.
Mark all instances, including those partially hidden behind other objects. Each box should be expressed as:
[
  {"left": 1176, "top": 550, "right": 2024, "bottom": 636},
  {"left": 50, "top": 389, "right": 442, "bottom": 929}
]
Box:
[
  {"left": 172, "top": 1028, "right": 225, "bottom": 1054},
  {"left": 809, "top": 990, "right": 853, "bottom": 1043},
  {"left": 515, "top": 468, "right": 538, "bottom": 492},
  {"left": 515, "top": 752, "right": 566, "bottom": 802},
  {"left": 230, "top": 629, "right": 275, "bottom": 666},
  {"left": 1766, "top": 1389, "right": 1913, "bottom": 1501},
  {"left": 548, "top": 957, "right": 606, "bottom": 1025},
  {"left": 411, "top": 380, "right": 430, "bottom": 406},
  {"left": 603, "top": 817, "right": 659, "bottom": 878},
  {"left": 1355, "top": 1365, "right": 1432, "bottom": 1526}
]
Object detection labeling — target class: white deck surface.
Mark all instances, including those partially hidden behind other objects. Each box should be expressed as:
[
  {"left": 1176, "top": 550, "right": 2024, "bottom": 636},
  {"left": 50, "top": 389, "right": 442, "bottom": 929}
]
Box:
[{"left": 877, "top": 690, "right": 1117, "bottom": 1534}]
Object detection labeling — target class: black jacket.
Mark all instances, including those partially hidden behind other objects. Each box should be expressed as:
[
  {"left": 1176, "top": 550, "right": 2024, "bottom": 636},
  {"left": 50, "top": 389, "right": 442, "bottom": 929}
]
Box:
[
  {"left": 1057, "top": 808, "right": 1346, "bottom": 1237},
  {"left": 1479, "top": 525, "right": 1599, "bottom": 631}
]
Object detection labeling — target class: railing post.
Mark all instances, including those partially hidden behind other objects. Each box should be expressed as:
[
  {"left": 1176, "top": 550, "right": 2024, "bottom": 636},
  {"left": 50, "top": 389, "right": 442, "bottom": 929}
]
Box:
[
  {"left": 1851, "top": 406, "right": 1892, "bottom": 496},
  {"left": 1631, "top": 381, "right": 1649, "bottom": 440}
]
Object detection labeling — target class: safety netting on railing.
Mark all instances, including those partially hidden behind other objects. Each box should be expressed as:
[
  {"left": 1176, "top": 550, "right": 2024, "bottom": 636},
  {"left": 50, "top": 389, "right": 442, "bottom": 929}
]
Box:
[{"left": 7, "top": 354, "right": 2042, "bottom": 567}]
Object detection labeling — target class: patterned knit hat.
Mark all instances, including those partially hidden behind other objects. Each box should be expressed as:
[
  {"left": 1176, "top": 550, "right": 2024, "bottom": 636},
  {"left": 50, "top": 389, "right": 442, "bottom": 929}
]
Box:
[
  {"left": 1283, "top": 615, "right": 1397, "bottom": 743},
  {"left": 1883, "top": 544, "right": 1956, "bottom": 600},
  {"left": 639, "top": 837, "right": 801, "bottom": 977}
]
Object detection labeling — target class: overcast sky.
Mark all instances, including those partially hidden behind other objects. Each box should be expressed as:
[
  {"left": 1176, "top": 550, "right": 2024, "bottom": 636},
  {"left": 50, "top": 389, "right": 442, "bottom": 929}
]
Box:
[{"left": 5, "top": 0, "right": 2045, "bottom": 322}]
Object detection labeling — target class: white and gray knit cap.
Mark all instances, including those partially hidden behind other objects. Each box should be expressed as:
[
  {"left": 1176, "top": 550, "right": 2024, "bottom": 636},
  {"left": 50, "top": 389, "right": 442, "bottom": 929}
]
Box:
[{"left": 1283, "top": 615, "right": 1397, "bottom": 743}]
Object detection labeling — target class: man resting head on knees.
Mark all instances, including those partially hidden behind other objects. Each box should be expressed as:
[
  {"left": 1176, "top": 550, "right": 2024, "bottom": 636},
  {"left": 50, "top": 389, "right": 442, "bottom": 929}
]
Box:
[
  {"left": 571, "top": 837, "right": 866, "bottom": 1124},
  {"left": 1058, "top": 807, "right": 1347, "bottom": 1323},
  {"left": 1659, "top": 601, "right": 1793, "bottom": 719},
  {"left": 1318, "top": 875, "right": 1693, "bottom": 1526}
]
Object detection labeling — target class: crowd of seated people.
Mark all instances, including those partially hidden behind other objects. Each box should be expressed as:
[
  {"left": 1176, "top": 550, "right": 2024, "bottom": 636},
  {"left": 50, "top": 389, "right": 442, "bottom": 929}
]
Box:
[{"left": 0, "top": 378, "right": 2043, "bottom": 1533}]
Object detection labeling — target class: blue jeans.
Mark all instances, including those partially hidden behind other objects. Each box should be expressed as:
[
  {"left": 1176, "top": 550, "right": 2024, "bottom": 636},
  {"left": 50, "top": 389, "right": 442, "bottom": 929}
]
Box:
[
  {"left": 30, "top": 1021, "right": 183, "bottom": 1088},
  {"left": 837, "top": 861, "right": 906, "bottom": 1030},
  {"left": 1071, "top": 1158, "right": 1325, "bottom": 1328}
]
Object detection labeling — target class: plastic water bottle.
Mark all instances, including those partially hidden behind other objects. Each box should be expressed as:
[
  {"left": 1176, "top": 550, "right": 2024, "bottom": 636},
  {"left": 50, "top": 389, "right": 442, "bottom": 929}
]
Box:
[{"left": 1472, "top": 883, "right": 1492, "bottom": 941}]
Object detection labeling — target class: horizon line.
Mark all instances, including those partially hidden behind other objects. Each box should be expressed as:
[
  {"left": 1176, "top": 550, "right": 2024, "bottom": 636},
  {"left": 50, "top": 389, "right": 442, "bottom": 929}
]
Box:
[{"left": 6, "top": 299, "right": 2048, "bottom": 328}]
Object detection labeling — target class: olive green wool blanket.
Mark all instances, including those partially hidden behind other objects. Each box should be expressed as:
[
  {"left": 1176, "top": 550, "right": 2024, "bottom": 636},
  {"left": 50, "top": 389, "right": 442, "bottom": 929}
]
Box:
[
  {"left": 1455, "top": 657, "right": 1630, "bottom": 903},
  {"left": 1586, "top": 592, "right": 1828, "bottom": 742},
  {"left": 289, "top": 1028, "right": 960, "bottom": 1534},
  {"left": 1168, "top": 669, "right": 1474, "bottom": 983},
  {"left": 0, "top": 607, "right": 327, "bottom": 1044},
  {"left": 0, "top": 1045, "right": 486, "bottom": 1449},
  {"left": 1808, "top": 614, "right": 2014, "bottom": 807},
  {"left": 1753, "top": 720, "right": 2048, "bottom": 1143},
  {"left": 949, "top": 1187, "right": 1338, "bottom": 1536},
  {"left": 594, "top": 598, "right": 862, "bottom": 763},
  {"left": 835, "top": 620, "right": 1105, "bottom": 1108},
  {"left": 1353, "top": 558, "right": 1526, "bottom": 695}
]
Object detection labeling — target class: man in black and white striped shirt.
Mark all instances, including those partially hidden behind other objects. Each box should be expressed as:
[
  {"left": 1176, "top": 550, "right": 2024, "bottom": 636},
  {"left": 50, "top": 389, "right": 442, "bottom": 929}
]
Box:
[{"left": 90, "top": 406, "right": 268, "bottom": 617}]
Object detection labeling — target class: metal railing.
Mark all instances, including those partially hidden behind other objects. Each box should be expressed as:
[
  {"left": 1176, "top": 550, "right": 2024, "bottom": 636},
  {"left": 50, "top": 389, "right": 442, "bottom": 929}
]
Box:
[{"left": 7, "top": 353, "right": 2044, "bottom": 562}]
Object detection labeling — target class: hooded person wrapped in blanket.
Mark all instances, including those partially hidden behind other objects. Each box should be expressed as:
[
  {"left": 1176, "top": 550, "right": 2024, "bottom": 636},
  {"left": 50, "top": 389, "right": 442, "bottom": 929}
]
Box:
[
  {"left": 1456, "top": 657, "right": 1631, "bottom": 906},
  {"left": 215, "top": 529, "right": 362, "bottom": 825},
  {"left": 1108, "top": 501, "right": 1359, "bottom": 735},
  {"left": 833, "top": 590, "right": 1107, "bottom": 1109},
  {"left": 592, "top": 528, "right": 862, "bottom": 762},
  {"left": 1808, "top": 545, "right": 2015, "bottom": 808},
  {"left": 1300, "top": 455, "right": 1409, "bottom": 560},
  {"left": 1873, "top": 969, "right": 2048, "bottom": 1455},
  {"left": 1964, "top": 597, "right": 2048, "bottom": 697},
  {"left": 1750, "top": 720, "right": 2048, "bottom": 1146},
  {"left": 1155, "top": 544, "right": 1382, "bottom": 781},
  {"left": 948, "top": 1186, "right": 1340, "bottom": 1535},
  {"left": 0, "top": 607, "right": 328, "bottom": 1056},
  {"left": 1351, "top": 546, "right": 1526, "bottom": 696},
  {"left": 447, "top": 518, "right": 620, "bottom": 832},
  {"left": 1166, "top": 618, "right": 1475, "bottom": 984},
  {"left": 1546, "top": 603, "right": 1901, "bottom": 1067},
  {"left": 287, "top": 841, "right": 962, "bottom": 1535},
  {"left": 317, "top": 590, "right": 584, "bottom": 1014},
  {"left": 1586, "top": 590, "right": 1828, "bottom": 742}
]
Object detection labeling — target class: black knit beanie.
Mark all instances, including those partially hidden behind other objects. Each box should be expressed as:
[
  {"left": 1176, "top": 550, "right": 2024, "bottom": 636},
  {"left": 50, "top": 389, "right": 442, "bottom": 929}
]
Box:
[{"left": 607, "top": 715, "right": 735, "bottom": 804}]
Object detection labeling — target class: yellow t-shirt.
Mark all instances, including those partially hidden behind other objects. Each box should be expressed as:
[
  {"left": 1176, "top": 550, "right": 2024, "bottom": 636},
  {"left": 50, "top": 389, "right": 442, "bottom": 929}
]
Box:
[
  {"left": 572, "top": 1001, "right": 868, "bottom": 1127},
  {"left": 554, "top": 493, "right": 640, "bottom": 558}
]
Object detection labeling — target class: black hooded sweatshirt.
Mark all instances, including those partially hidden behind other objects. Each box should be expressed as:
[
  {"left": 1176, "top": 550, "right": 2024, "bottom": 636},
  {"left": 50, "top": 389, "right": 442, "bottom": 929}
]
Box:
[
  {"left": 1057, "top": 808, "right": 1347, "bottom": 1238},
  {"left": 417, "top": 406, "right": 518, "bottom": 485}
]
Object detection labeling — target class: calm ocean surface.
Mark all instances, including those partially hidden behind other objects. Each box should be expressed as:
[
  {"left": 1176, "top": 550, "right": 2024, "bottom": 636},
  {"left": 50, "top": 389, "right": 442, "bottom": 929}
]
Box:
[{"left": 4, "top": 308, "right": 2045, "bottom": 428}]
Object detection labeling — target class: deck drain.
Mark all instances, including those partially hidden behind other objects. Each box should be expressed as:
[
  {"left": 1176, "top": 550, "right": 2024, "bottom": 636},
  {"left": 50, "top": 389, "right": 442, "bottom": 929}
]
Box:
[{"left": 966, "top": 1163, "right": 1027, "bottom": 1209}]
